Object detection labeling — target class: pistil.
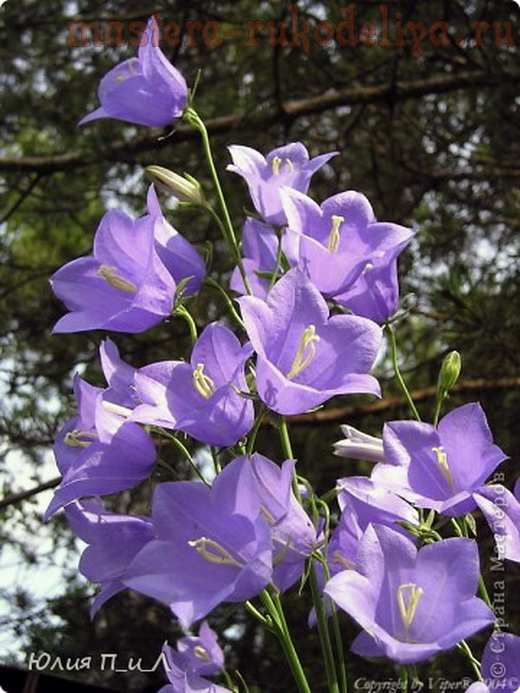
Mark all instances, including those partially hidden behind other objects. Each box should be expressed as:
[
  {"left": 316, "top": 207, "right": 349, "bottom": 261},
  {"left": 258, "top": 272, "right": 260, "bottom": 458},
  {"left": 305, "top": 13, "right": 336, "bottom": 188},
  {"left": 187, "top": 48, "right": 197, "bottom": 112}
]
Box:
[
  {"left": 326, "top": 214, "right": 344, "bottom": 253},
  {"left": 97, "top": 265, "right": 138, "bottom": 294}
]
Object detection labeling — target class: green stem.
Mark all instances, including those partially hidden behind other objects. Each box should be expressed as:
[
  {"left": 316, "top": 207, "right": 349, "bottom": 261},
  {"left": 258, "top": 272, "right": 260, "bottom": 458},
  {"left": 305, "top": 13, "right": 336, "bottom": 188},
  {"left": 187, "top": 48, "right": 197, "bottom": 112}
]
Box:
[
  {"left": 154, "top": 428, "right": 208, "bottom": 486},
  {"left": 432, "top": 392, "right": 445, "bottom": 427},
  {"left": 478, "top": 574, "right": 493, "bottom": 610},
  {"left": 458, "top": 640, "right": 483, "bottom": 681},
  {"left": 319, "top": 558, "right": 348, "bottom": 693},
  {"left": 204, "top": 276, "right": 245, "bottom": 330},
  {"left": 278, "top": 416, "right": 303, "bottom": 502},
  {"left": 309, "top": 565, "right": 340, "bottom": 693},
  {"left": 185, "top": 107, "right": 252, "bottom": 295},
  {"left": 400, "top": 667, "right": 409, "bottom": 693},
  {"left": 246, "top": 405, "right": 267, "bottom": 455},
  {"left": 384, "top": 323, "right": 421, "bottom": 422},
  {"left": 268, "top": 228, "right": 284, "bottom": 291},
  {"left": 260, "top": 590, "right": 311, "bottom": 693},
  {"left": 174, "top": 304, "right": 198, "bottom": 344}
]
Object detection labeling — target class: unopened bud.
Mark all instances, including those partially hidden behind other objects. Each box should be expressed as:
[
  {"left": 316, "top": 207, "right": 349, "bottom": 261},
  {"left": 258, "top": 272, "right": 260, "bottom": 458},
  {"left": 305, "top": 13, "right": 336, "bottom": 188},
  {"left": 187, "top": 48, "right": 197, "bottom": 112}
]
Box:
[
  {"left": 145, "top": 165, "right": 204, "bottom": 205},
  {"left": 437, "top": 351, "right": 461, "bottom": 393}
]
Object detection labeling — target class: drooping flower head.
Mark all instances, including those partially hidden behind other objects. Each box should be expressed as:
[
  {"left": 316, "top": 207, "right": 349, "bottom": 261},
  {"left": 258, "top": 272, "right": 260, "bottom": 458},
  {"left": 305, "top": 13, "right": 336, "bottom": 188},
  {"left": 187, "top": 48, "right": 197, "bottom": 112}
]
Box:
[
  {"left": 44, "top": 375, "right": 156, "bottom": 519},
  {"left": 174, "top": 621, "right": 224, "bottom": 677},
  {"left": 227, "top": 143, "right": 337, "bottom": 225},
  {"left": 239, "top": 268, "right": 382, "bottom": 415},
  {"left": 280, "top": 188, "right": 413, "bottom": 303},
  {"left": 123, "top": 466, "right": 273, "bottom": 626},
  {"left": 147, "top": 185, "right": 205, "bottom": 297},
  {"left": 372, "top": 403, "right": 508, "bottom": 516},
  {"left": 80, "top": 17, "right": 188, "bottom": 128},
  {"left": 51, "top": 208, "right": 176, "bottom": 333},
  {"left": 324, "top": 525, "right": 495, "bottom": 664},
  {"left": 229, "top": 218, "right": 279, "bottom": 298},
  {"left": 159, "top": 642, "right": 231, "bottom": 693},
  {"left": 335, "top": 253, "right": 403, "bottom": 324},
  {"left": 216, "top": 454, "right": 318, "bottom": 591},
  {"left": 132, "top": 322, "right": 254, "bottom": 446},
  {"left": 65, "top": 500, "right": 154, "bottom": 615},
  {"left": 327, "top": 478, "right": 418, "bottom": 577}
]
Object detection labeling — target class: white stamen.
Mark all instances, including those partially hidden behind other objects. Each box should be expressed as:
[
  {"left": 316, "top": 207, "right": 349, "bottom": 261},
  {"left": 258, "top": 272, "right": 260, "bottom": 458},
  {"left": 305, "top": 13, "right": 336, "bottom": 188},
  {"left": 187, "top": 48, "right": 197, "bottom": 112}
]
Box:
[
  {"left": 432, "top": 446, "right": 453, "bottom": 485},
  {"left": 397, "top": 583, "right": 424, "bottom": 630},
  {"left": 63, "top": 429, "right": 97, "bottom": 448},
  {"left": 286, "top": 325, "right": 320, "bottom": 380},
  {"left": 326, "top": 215, "right": 344, "bottom": 253},
  {"left": 192, "top": 363, "right": 216, "bottom": 399},
  {"left": 188, "top": 537, "right": 242, "bottom": 567}
]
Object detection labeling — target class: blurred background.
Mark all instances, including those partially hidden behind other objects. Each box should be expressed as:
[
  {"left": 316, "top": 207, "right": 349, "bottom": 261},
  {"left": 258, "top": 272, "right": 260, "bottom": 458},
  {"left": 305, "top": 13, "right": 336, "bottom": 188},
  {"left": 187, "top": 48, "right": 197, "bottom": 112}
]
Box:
[{"left": 0, "top": 1, "right": 519, "bottom": 691}]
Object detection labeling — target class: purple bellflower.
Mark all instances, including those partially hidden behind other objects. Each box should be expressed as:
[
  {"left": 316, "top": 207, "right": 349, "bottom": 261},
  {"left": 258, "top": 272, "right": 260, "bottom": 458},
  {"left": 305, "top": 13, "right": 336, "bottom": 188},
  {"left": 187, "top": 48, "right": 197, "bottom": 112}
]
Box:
[
  {"left": 324, "top": 524, "right": 495, "bottom": 664},
  {"left": 333, "top": 425, "right": 385, "bottom": 463},
  {"left": 159, "top": 643, "right": 230, "bottom": 693},
  {"left": 123, "top": 468, "right": 272, "bottom": 627},
  {"left": 372, "top": 403, "right": 508, "bottom": 516},
  {"left": 147, "top": 185, "right": 205, "bottom": 296},
  {"left": 51, "top": 208, "right": 176, "bottom": 334},
  {"left": 216, "top": 454, "right": 318, "bottom": 591},
  {"left": 174, "top": 621, "right": 224, "bottom": 677},
  {"left": 227, "top": 142, "right": 337, "bottom": 225},
  {"left": 99, "top": 337, "right": 138, "bottom": 409},
  {"left": 335, "top": 251, "right": 403, "bottom": 324},
  {"left": 132, "top": 322, "right": 254, "bottom": 446},
  {"left": 79, "top": 17, "right": 188, "bottom": 128},
  {"left": 45, "top": 375, "right": 156, "bottom": 519},
  {"left": 280, "top": 187, "right": 413, "bottom": 300},
  {"left": 327, "top": 478, "right": 418, "bottom": 578},
  {"left": 473, "top": 482, "right": 520, "bottom": 563},
  {"left": 466, "top": 633, "right": 520, "bottom": 693},
  {"left": 65, "top": 500, "right": 154, "bottom": 616},
  {"left": 229, "top": 218, "right": 279, "bottom": 298},
  {"left": 238, "top": 268, "right": 382, "bottom": 415}
]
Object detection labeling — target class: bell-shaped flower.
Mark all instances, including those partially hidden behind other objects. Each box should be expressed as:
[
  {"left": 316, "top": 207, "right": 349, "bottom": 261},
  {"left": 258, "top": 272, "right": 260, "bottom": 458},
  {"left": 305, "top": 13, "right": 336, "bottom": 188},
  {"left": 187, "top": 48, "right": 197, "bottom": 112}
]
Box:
[
  {"left": 79, "top": 18, "right": 188, "bottom": 128},
  {"left": 159, "top": 643, "right": 230, "bottom": 693},
  {"left": 227, "top": 142, "right": 337, "bottom": 225},
  {"left": 473, "top": 482, "right": 520, "bottom": 563},
  {"left": 327, "top": 478, "right": 418, "bottom": 577},
  {"left": 122, "top": 470, "right": 273, "bottom": 627},
  {"left": 230, "top": 218, "right": 279, "bottom": 298},
  {"left": 280, "top": 187, "right": 413, "bottom": 299},
  {"left": 335, "top": 252, "right": 403, "bottom": 324},
  {"left": 132, "top": 323, "right": 254, "bottom": 446},
  {"left": 51, "top": 208, "right": 176, "bottom": 333},
  {"left": 174, "top": 621, "right": 224, "bottom": 677},
  {"left": 65, "top": 500, "right": 154, "bottom": 616},
  {"left": 466, "top": 633, "right": 520, "bottom": 693},
  {"left": 238, "top": 268, "right": 382, "bottom": 415},
  {"left": 216, "top": 454, "right": 318, "bottom": 591},
  {"left": 324, "top": 524, "right": 495, "bottom": 664},
  {"left": 372, "top": 403, "right": 508, "bottom": 516},
  {"left": 147, "top": 185, "right": 205, "bottom": 297},
  {"left": 333, "top": 425, "right": 385, "bottom": 463},
  {"left": 44, "top": 375, "right": 156, "bottom": 519},
  {"left": 99, "top": 338, "right": 138, "bottom": 409}
]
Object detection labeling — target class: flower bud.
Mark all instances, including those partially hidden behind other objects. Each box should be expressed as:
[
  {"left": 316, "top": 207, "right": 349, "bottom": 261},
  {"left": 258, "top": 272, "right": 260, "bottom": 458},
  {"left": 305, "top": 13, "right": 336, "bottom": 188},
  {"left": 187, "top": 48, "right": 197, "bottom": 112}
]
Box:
[
  {"left": 145, "top": 165, "right": 204, "bottom": 205},
  {"left": 437, "top": 351, "right": 461, "bottom": 393}
]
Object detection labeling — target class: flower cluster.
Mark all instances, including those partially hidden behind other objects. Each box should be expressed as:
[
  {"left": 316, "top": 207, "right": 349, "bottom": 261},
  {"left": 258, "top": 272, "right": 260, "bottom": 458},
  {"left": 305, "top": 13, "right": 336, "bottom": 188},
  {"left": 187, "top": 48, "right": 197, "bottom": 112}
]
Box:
[{"left": 45, "top": 16, "right": 519, "bottom": 693}]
